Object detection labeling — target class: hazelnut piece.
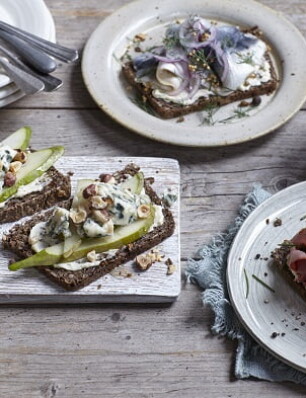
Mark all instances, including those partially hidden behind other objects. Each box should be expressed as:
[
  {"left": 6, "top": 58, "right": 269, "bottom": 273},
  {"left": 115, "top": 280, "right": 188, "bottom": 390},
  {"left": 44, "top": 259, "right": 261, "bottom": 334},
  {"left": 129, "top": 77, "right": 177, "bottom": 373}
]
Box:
[
  {"left": 13, "top": 151, "right": 27, "bottom": 163},
  {"left": 9, "top": 161, "right": 22, "bottom": 173},
  {"left": 89, "top": 195, "right": 107, "bottom": 210},
  {"left": 137, "top": 204, "right": 150, "bottom": 219},
  {"left": 70, "top": 208, "right": 87, "bottom": 224},
  {"left": 83, "top": 184, "right": 97, "bottom": 199},
  {"left": 4, "top": 172, "right": 16, "bottom": 187}
]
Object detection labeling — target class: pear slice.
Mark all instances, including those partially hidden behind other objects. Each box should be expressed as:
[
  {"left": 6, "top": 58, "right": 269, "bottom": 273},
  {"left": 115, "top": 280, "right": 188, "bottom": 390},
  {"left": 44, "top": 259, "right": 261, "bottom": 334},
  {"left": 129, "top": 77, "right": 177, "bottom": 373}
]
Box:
[
  {"left": 120, "top": 172, "right": 144, "bottom": 194},
  {"left": 9, "top": 206, "right": 155, "bottom": 271},
  {"left": 1, "top": 126, "right": 32, "bottom": 150},
  {"left": 0, "top": 146, "right": 64, "bottom": 203}
]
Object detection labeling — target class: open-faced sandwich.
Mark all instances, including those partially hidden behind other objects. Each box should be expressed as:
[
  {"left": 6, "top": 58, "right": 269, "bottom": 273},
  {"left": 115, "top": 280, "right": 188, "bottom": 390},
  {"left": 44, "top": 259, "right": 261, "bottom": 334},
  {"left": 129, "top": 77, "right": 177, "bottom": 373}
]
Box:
[
  {"left": 3, "top": 164, "right": 175, "bottom": 290},
  {"left": 272, "top": 229, "right": 306, "bottom": 301},
  {"left": 0, "top": 127, "right": 70, "bottom": 223},
  {"left": 122, "top": 16, "right": 278, "bottom": 118}
]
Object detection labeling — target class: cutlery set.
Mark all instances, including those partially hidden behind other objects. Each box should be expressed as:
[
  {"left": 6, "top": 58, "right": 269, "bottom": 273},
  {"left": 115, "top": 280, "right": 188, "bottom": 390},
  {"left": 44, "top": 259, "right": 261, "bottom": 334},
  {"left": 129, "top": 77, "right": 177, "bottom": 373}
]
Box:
[{"left": 0, "top": 20, "right": 79, "bottom": 95}]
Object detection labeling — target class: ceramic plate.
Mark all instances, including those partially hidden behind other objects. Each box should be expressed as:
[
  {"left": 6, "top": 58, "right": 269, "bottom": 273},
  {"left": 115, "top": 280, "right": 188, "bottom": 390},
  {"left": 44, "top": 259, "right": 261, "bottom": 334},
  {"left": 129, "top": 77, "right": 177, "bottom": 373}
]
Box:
[
  {"left": 82, "top": 0, "right": 306, "bottom": 147},
  {"left": 0, "top": 157, "right": 180, "bottom": 304},
  {"left": 227, "top": 182, "right": 306, "bottom": 373},
  {"left": 0, "top": 0, "right": 56, "bottom": 104}
]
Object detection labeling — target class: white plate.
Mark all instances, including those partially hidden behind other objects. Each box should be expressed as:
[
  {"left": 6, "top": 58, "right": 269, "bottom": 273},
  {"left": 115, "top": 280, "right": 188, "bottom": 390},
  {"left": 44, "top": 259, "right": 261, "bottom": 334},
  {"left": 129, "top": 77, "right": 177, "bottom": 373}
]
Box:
[
  {"left": 227, "top": 182, "right": 306, "bottom": 373},
  {"left": 0, "top": 0, "right": 56, "bottom": 105},
  {"left": 82, "top": 0, "right": 306, "bottom": 147},
  {"left": 0, "top": 157, "right": 181, "bottom": 304}
]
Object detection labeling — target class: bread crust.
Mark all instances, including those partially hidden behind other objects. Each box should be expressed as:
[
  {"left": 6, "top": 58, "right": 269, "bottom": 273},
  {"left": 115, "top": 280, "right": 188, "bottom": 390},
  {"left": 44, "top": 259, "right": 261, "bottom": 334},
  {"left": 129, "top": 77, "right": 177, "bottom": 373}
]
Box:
[
  {"left": 0, "top": 167, "right": 71, "bottom": 223},
  {"left": 3, "top": 165, "right": 175, "bottom": 291}
]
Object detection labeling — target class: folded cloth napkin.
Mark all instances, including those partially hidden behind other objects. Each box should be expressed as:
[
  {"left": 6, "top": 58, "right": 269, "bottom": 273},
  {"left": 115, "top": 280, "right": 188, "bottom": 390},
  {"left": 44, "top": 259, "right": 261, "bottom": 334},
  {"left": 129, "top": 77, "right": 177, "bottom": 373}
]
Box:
[{"left": 186, "top": 185, "right": 306, "bottom": 384}]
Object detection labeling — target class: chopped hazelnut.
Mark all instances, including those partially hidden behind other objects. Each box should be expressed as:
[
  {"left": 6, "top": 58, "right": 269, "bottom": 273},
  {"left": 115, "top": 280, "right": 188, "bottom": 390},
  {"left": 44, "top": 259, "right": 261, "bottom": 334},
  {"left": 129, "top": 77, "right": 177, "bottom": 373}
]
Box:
[
  {"left": 13, "top": 151, "right": 27, "bottom": 163},
  {"left": 87, "top": 250, "right": 97, "bottom": 262},
  {"left": 135, "top": 254, "right": 153, "bottom": 271},
  {"left": 70, "top": 208, "right": 87, "bottom": 224},
  {"left": 99, "top": 174, "right": 116, "bottom": 184},
  {"left": 137, "top": 204, "right": 150, "bottom": 219},
  {"left": 89, "top": 195, "right": 107, "bottom": 210},
  {"left": 83, "top": 184, "right": 97, "bottom": 199},
  {"left": 9, "top": 161, "right": 22, "bottom": 173},
  {"left": 92, "top": 209, "right": 110, "bottom": 224},
  {"left": 4, "top": 172, "right": 16, "bottom": 187},
  {"left": 0, "top": 160, "right": 3, "bottom": 170}
]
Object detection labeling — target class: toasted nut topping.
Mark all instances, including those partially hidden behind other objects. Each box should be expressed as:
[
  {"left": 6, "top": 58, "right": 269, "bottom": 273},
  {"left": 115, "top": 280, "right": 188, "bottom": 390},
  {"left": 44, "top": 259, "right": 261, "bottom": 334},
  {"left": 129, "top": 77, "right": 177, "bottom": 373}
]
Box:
[
  {"left": 167, "top": 263, "right": 176, "bottom": 275},
  {"left": 9, "top": 161, "right": 22, "bottom": 173},
  {"left": 0, "top": 160, "right": 3, "bottom": 170},
  {"left": 92, "top": 209, "right": 110, "bottom": 224},
  {"left": 104, "top": 197, "right": 114, "bottom": 206},
  {"left": 89, "top": 195, "right": 107, "bottom": 210},
  {"left": 83, "top": 184, "right": 97, "bottom": 199},
  {"left": 87, "top": 250, "right": 97, "bottom": 262},
  {"left": 137, "top": 204, "right": 150, "bottom": 219},
  {"left": 4, "top": 172, "right": 16, "bottom": 187},
  {"left": 135, "top": 254, "right": 153, "bottom": 271},
  {"left": 99, "top": 174, "right": 116, "bottom": 184},
  {"left": 70, "top": 208, "right": 87, "bottom": 224},
  {"left": 13, "top": 151, "right": 27, "bottom": 163}
]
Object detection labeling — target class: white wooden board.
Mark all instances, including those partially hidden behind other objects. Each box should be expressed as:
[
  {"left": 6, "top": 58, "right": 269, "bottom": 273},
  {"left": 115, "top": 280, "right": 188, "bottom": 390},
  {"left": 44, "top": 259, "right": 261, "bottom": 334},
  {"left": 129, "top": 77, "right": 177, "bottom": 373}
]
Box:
[{"left": 0, "top": 157, "right": 180, "bottom": 304}]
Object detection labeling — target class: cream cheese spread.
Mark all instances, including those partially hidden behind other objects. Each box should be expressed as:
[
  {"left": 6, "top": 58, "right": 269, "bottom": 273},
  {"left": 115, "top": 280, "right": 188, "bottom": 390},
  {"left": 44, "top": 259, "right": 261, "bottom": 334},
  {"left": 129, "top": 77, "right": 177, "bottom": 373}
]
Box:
[{"left": 0, "top": 173, "right": 52, "bottom": 208}]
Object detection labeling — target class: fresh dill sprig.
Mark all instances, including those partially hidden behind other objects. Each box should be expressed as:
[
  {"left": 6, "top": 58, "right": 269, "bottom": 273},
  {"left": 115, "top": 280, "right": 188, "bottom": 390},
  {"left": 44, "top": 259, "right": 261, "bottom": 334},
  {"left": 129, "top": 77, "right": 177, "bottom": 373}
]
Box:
[
  {"left": 252, "top": 274, "right": 275, "bottom": 293},
  {"left": 163, "top": 35, "right": 180, "bottom": 49},
  {"left": 244, "top": 268, "right": 250, "bottom": 299},
  {"left": 219, "top": 106, "right": 253, "bottom": 124},
  {"left": 236, "top": 51, "right": 255, "bottom": 65},
  {"left": 130, "top": 94, "right": 155, "bottom": 116},
  {"left": 199, "top": 104, "right": 220, "bottom": 126}
]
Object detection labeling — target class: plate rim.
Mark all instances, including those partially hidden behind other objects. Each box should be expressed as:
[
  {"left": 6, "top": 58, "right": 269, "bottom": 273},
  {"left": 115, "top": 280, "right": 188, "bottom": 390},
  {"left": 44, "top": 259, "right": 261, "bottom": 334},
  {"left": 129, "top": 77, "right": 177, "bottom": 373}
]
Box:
[
  {"left": 227, "top": 180, "right": 306, "bottom": 373},
  {"left": 82, "top": 0, "right": 306, "bottom": 147}
]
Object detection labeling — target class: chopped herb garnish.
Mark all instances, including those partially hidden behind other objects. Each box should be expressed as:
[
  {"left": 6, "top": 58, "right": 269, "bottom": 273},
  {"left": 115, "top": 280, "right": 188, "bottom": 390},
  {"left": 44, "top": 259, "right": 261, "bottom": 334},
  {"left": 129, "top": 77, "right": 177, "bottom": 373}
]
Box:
[
  {"left": 244, "top": 268, "right": 249, "bottom": 299},
  {"left": 219, "top": 106, "right": 253, "bottom": 124},
  {"left": 163, "top": 35, "right": 180, "bottom": 49},
  {"left": 236, "top": 51, "right": 255, "bottom": 65},
  {"left": 199, "top": 104, "right": 220, "bottom": 126},
  {"left": 130, "top": 94, "right": 155, "bottom": 115},
  {"left": 252, "top": 274, "right": 275, "bottom": 293}
]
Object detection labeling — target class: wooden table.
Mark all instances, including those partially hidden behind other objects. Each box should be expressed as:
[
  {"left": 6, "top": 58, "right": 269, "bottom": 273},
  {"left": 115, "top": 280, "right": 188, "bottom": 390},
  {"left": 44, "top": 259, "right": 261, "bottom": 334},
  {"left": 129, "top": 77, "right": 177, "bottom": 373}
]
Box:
[{"left": 0, "top": 0, "right": 306, "bottom": 396}]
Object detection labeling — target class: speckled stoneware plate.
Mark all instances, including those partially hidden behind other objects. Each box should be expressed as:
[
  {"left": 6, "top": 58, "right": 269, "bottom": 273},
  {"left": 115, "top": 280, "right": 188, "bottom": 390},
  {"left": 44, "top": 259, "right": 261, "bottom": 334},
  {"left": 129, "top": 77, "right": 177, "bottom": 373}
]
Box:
[
  {"left": 0, "top": 0, "right": 56, "bottom": 105},
  {"left": 0, "top": 157, "right": 180, "bottom": 304},
  {"left": 82, "top": 0, "right": 306, "bottom": 147},
  {"left": 227, "top": 182, "right": 306, "bottom": 373}
]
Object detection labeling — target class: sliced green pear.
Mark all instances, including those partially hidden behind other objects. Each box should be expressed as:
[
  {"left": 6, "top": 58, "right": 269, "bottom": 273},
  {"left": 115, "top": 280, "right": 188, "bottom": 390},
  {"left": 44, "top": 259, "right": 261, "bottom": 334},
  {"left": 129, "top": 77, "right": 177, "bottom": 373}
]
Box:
[
  {"left": 0, "top": 146, "right": 64, "bottom": 203},
  {"left": 120, "top": 172, "right": 144, "bottom": 194},
  {"left": 1, "top": 126, "right": 32, "bottom": 150},
  {"left": 9, "top": 206, "right": 155, "bottom": 271},
  {"left": 63, "top": 228, "right": 82, "bottom": 258}
]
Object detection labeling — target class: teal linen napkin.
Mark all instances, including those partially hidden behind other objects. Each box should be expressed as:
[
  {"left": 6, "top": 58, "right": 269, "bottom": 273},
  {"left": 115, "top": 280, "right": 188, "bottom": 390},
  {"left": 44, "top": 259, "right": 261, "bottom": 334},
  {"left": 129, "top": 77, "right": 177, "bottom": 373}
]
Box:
[{"left": 186, "top": 185, "right": 306, "bottom": 384}]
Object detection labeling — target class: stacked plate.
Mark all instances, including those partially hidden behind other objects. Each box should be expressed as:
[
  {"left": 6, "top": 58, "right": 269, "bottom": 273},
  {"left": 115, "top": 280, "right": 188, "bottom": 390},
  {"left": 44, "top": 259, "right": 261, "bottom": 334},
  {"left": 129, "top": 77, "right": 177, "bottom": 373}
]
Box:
[{"left": 0, "top": 0, "right": 55, "bottom": 107}]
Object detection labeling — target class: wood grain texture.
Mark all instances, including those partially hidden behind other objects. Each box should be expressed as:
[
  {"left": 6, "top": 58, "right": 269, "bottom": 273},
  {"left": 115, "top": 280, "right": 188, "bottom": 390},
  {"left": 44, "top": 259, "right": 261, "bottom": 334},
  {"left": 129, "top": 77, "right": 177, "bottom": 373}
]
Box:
[
  {"left": 0, "top": 157, "right": 180, "bottom": 303},
  {"left": 0, "top": 0, "right": 306, "bottom": 396}
]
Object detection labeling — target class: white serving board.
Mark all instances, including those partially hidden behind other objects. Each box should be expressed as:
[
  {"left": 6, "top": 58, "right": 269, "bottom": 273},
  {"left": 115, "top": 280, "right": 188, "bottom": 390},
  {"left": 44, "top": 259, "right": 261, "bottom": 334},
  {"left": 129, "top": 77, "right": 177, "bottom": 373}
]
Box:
[{"left": 0, "top": 157, "right": 180, "bottom": 304}]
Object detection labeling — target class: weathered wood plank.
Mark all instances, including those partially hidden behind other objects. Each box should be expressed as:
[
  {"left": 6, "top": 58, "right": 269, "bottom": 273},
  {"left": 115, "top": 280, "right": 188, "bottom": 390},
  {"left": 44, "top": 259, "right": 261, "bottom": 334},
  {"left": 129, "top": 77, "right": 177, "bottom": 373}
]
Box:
[{"left": 0, "top": 0, "right": 306, "bottom": 396}]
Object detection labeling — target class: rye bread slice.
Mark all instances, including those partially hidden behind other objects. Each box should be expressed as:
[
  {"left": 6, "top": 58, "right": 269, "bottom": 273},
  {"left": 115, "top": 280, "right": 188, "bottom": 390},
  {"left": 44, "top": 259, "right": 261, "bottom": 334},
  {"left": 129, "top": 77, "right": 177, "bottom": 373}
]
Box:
[
  {"left": 272, "top": 244, "right": 306, "bottom": 302},
  {"left": 0, "top": 167, "right": 71, "bottom": 223},
  {"left": 3, "top": 165, "right": 175, "bottom": 291},
  {"left": 122, "top": 28, "right": 278, "bottom": 119}
]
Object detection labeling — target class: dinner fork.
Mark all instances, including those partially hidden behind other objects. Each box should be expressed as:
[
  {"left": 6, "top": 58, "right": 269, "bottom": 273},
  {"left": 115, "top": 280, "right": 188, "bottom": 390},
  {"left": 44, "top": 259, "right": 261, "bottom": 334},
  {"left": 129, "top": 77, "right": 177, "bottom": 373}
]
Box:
[
  {"left": 0, "top": 56, "right": 45, "bottom": 95},
  {"left": 0, "top": 44, "right": 62, "bottom": 92}
]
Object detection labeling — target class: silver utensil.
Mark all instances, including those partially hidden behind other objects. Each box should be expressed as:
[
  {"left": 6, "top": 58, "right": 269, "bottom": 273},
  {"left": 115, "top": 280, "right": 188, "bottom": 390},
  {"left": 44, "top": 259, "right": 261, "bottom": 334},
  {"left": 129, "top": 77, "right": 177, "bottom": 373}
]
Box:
[
  {"left": 0, "top": 56, "right": 44, "bottom": 95},
  {"left": 0, "top": 29, "right": 57, "bottom": 74},
  {"left": 0, "top": 44, "right": 62, "bottom": 92},
  {"left": 0, "top": 20, "right": 79, "bottom": 63}
]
